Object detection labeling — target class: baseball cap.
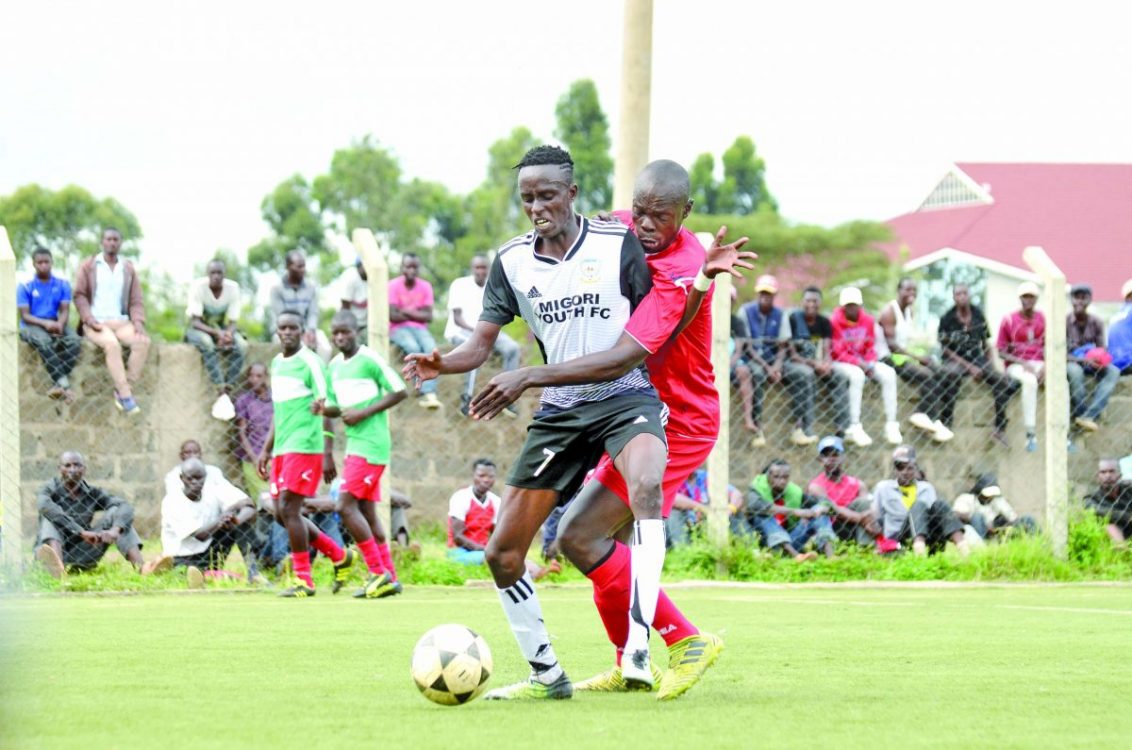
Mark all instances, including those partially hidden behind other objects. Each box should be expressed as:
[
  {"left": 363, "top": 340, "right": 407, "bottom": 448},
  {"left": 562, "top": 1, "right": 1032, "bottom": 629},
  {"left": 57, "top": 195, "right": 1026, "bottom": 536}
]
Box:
[
  {"left": 891, "top": 445, "right": 917, "bottom": 463},
  {"left": 839, "top": 287, "right": 863, "bottom": 306},
  {"left": 755, "top": 274, "right": 779, "bottom": 294},
  {"left": 817, "top": 436, "right": 845, "bottom": 455},
  {"left": 979, "top": 484, "right": 1003, "bottom": 498},
  {"left": 1017, "top": 281, "right": 1040, "bottom": 298},
  {"left": 1070, "top": 283, "right": 1092, "bottom": 297},
  {"left": 1122, "top": 278, "right": 1132, "bottom": 300}
]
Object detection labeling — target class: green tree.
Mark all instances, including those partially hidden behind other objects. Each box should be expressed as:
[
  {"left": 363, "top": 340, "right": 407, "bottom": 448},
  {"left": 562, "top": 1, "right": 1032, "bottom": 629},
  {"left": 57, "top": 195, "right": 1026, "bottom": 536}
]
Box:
[
  {"left": 720, "top": 135, "right": 776, "bottom": 214},
  {"left": 690, "top": 153, "right": 720, "bottom": 214},
  {"left": 457, "top": 126, "right": 540, "bottom": 259},
  {"left": 0, "top": 183, "right": 142, "bottom": 272},
  {"left": 312, "top": 135, "right": 402, "bottom": 238},
  {"left": 247, "top": 174, "right": 332, "bottom": 281},
  {"left": 554, "top": 80, "right": 613, "bottom": 212}
]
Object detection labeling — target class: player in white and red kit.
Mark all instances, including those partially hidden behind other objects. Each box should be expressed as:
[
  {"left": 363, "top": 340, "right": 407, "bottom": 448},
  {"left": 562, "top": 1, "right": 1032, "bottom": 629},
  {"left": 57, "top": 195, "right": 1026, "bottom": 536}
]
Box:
[{"left": 471, "top": 159, "right": 753, "bottom": 700}]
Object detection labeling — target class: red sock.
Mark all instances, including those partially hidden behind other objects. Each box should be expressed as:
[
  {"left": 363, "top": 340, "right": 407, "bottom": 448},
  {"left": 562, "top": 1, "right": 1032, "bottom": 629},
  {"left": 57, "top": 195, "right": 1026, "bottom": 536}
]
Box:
[
  {"left": 654, "top": 590, "right": 699, "bottom": 647},
  {"left": 357, "top": 537, "right": 385, "bottom": 575},
  {"left": 291, "top": 551, "right": 313, "bottom": 587},
  {"left": 585, "top": 541, "right": 631, "bottom": 665},
  {"left": 312, "top": 533, "right": 345, "bottom": 563},
  {"left": 377, "top": 543, "right": 397, "bottom": 582}
]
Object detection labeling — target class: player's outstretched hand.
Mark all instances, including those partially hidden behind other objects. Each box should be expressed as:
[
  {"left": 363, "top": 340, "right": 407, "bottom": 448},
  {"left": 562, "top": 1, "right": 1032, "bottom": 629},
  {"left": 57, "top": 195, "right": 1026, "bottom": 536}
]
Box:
[
  {"left": 402, "top": 349, "right": 443, "bottom": 390},
  {"left": 470, "top": 369, "right": 530, "bottom": 421},
  {"left": 704, "top": 225, "right": 756, "bottom": 280}
]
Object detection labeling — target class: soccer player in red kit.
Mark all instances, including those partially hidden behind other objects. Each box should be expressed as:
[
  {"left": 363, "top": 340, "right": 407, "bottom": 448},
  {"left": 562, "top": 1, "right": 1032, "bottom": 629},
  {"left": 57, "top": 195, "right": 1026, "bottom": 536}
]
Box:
[{"left": 471, "top": 159, "right": 754, "bottom": 699}]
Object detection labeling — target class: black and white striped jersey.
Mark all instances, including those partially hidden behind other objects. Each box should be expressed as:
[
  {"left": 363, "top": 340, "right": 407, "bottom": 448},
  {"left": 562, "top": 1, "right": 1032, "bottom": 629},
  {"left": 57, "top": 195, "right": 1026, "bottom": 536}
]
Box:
[{"left": 480, "top": 214, "right": 656, "bottom": 410}]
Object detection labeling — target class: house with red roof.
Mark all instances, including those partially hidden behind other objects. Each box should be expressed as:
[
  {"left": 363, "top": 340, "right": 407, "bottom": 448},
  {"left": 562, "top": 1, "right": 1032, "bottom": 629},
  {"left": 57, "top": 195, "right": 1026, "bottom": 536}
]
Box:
[{"left": 884, "top": 163, "right": 1132, "bottom": 337}]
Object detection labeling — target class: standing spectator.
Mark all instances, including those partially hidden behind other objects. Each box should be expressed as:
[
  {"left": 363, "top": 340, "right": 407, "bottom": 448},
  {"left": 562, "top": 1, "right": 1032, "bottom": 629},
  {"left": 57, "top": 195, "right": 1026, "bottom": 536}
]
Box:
[
  {"left": 938, "top": 283, "right": 1020, "bottom": 446},
  {"left": 745, "top": 460, "right": 833, "bottom": 560},
  {"left": 952, "top": 474, "right": 1038, "bottom": 541},
  {"left": 734, "top": 274, "right": 787, "bottom": 447},
  {"left": 158, "top": 457, "right": 259, "bottom": 585},
  {"left": 235, "top": 363, "right": 274, "bottom": 503},
  {"left": 807, "top": 436, "right": 878, "bottom": 546},
  {"left": 17, "top": 247, "right": 81, "bottom": 402},
  {"left": 1107, "top": 279, "right": 1132, "bottom": 374},
  {"left": 1085, "top": 459, "right": 1132, "bottom": 550},
  {"left": 445, "top": 254, "right": 521, "bottom": 417},
  {"left": 877, "top": 278, "right": 956, "bottom": 442},
  {"left": 268, "top": 250, "right": 331, "bottom": 360},
  {"left": 830, "top": 287, "right": 902, "bottom": 447},
  {"left": 338, "top": 258, "right": 369, "bottom": 339},
  {"left": 1065, "top": 284, "right": 1121, "bottom": 432},
  {"left": 870, "top": 445, "right": 970, "bottom": 556},
  {"left": 388, "top": 253, "right": 441, "bottom": 409},
  {"left": 72, "top": 227, "right": 150, "bottom": 414},
  {"left": 33, "top": 451, "right": 150, "bottom": 578},
  {"left": 185, "top": 259, "right": 246, "bottom": 416},
  {"left": 997, "top": 281, "right": 1045, "bottom": 452},
  {"left": 782, "top": 287, "right": 849, "bottom": 444}
]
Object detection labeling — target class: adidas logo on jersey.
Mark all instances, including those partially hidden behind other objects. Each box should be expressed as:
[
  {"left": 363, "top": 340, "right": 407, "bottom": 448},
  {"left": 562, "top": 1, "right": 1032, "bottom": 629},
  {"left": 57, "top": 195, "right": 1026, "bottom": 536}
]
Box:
[
  {"left": 633, "top": 415, "right": 649, "bottom": 424},
  {"left": 527, "top": 286, "right": 543, "bottom": 299}
]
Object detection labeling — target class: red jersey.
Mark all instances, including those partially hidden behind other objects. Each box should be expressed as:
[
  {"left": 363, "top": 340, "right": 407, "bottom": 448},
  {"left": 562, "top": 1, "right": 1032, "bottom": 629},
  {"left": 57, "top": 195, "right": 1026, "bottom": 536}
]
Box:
[
  {"left": 618, "top": 211, "right": 720, "bottom": 440},
  {"left": 830, "top": 306, "right": 878, "bottom": 365},
  {"left": 446, "top": 485, "right": 499, "bottom": 548},
  {"left": 810, "top": 472, "right": 863, "bottom": 508}
]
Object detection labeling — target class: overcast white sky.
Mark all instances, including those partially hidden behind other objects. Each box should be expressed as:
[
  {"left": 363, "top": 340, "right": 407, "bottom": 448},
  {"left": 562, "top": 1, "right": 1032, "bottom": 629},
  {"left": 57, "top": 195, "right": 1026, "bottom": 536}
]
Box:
[{"left": 3, "top": 0, "right": 1130, "bottom": 279}]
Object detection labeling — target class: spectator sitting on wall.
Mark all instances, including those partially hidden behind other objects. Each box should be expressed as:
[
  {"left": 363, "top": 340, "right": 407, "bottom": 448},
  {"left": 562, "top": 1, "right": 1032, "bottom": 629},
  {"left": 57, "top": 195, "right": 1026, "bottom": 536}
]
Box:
[
  {"left": 877, "top": 277, "right": 956, "bottom": 443},
  {"left": 806, "top": 436, "right": 879, "bottom": 546},
  {"left": 158, "top": 457, "right": 259, "bottom": 587},
  {"left": 937, "top": 283, "right": 1020, "bottom": 447},
  {"left": 782, "top": 287, "right": 850, "bottom": 445},
  {"left": 952, "top": 473, "right": 1038, "bottom": 542},
  {"left": 235, "top": 363, "right": 273, "bottom": 504},
  {"left": 997, "top": 281, "right": 1045, "bottom": 452},
  {"left": 870, "top": 445, "right": 970, "bottom": 557},
  {"left": 1085, "top": 458, "right": 1132, "bottom": 551},
  {"left": 17, "top": 247, "right": 82, "bottom": 403},
  {"left": 1106, "top": 278, "right": 1132, "bottom": 375},
  {"left": 830, "top": 287, "right": 902, "bottom": 447},
  {"left": 388, "top": 253, "right": 441, "bottom": 410},
  {"left": 72, "top": 227, "right": 150, "bottom": 415},
  {"left": 733, "top": 275, "right": 787, "bottom": 448},
  {"left": 268, "top": 250, "right": 331, "bottom": 360},
  {"left": 1066, "top": 284, "right": 1121, "bottom": 433},
  {"left": 745, "top": 459, "right": 834, "bottom": 560},
  {"left": 338, "top": 258, "right": 369, "bottom": 339},
  {"left": 446, "top": 458, "right": 557, "bottom": 578},
  {"left": 33, "top": 451, "right": 155, "bottom": 579},
  {"left": 445, "top": 253, "right": 521, "bottom": 418},
  {"left": 185, "top": 258, "right": 246, "bottom": 417}
]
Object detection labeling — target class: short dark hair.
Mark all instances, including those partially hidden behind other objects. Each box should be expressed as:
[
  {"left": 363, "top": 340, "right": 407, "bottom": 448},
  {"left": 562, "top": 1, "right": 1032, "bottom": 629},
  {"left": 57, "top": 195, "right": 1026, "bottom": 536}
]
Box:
[
  {"left": 331, "top": 309, "right": 358, "bottom": 329},
  {"left": 473, "top": 458, "right": 496, "bottom": 471},
  {"left": 766, "top": 458, "right": 790, "bottom": 473},
  {"left": 802, "top": 286, "right": 822, "bottom": 297},
  {"left": 284, "top": 250, "right": 305, "bottom": 266},
  {"left": 897, "top": 276, "right": 916, "bottom": 290},
  {"left": 514, "top": 145, "right": 574, "bottom": 178},
  {"left": 277, "top": 309, "right": 305, "bottom": 328},
  {"left": 31, "top": 246, "right": 52, "bottom": 260}
]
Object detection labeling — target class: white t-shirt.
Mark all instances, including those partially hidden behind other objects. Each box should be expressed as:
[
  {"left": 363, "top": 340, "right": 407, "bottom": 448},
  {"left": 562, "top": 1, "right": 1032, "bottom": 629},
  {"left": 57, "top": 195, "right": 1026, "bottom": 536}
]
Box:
[
  {"left": 952, "top": 493, "right": 1019, "bottom": 528},
  {"left": 339, "top": 266, "right": 368, "bottom": 310},
  {"left": 91, "top": 255, "right": 128, "bottom": 322},
  {"left": 186, "top": 278, "right": 242, "bottom": 327},
  {"left": 447, "top": 486, "right": 501, "bottom": 522},
  {"left": 160, "top": 473, "right": 249, "bottom": 557},
  {"left": 444, "top": 275, "right": 486, "bottom": 340}
]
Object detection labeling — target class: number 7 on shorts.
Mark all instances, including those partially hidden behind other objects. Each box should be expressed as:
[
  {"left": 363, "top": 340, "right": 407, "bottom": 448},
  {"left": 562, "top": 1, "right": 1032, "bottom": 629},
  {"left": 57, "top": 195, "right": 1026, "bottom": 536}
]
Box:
[{"left": 533, "top": 448, "right": 557, "bottom": 478}]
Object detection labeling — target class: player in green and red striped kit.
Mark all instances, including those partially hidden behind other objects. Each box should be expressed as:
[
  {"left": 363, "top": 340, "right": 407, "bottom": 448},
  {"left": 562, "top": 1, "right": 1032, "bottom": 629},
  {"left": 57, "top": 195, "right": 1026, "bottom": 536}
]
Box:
[
  {"left": 322, "top": 310, "right": 408, "bottom": 598},
  {"left": 256, "top": 310, "right": 356, "bottom": 597}
]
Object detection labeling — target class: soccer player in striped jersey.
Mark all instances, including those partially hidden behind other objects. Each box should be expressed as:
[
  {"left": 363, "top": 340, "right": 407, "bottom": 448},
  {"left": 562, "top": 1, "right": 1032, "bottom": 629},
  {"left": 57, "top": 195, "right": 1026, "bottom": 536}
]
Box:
[
  {"left": 255, "top": 310, "right": 356, "bottom": 597},
  {"left": 321, "top": 310, "right": 408, "bottom": 598},
  {"left": 470, "top": 159, "right": 754, "bottom": 700},
  {"left": 404, "top": 145, "right": 670, "bottom": 700}
]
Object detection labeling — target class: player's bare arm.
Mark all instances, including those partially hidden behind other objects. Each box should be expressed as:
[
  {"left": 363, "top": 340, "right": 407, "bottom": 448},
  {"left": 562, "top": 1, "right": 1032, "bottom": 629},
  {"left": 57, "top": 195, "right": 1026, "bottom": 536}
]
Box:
[
  {"left": 255, "top": 422, "right": 276, "bottom": 479},
  {"left": 401, "top": 320, "right": 502, "bottom": 388}
]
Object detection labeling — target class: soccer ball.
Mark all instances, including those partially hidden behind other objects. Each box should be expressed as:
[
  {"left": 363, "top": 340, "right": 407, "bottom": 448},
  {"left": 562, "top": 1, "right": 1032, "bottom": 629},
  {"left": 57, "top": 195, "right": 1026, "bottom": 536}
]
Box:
[{"left": 411, "top": 624, "right": 493, "bottom": 705}]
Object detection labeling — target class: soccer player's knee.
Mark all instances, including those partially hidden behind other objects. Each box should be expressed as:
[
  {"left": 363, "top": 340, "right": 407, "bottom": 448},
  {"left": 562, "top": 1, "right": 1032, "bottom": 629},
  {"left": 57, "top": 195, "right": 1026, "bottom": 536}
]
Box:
[
  {"left": 484, "top": 540, "right": 524, "bottom": 580},
  {"left": 628, "top": 471, "right": 664, "bottom": 517}
]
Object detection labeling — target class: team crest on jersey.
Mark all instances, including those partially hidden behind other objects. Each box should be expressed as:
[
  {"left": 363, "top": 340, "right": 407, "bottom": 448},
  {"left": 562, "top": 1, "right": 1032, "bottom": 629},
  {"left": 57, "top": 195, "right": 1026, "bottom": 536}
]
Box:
[{"left": 580, "top": 258, "right": 601, "bottom": 284}]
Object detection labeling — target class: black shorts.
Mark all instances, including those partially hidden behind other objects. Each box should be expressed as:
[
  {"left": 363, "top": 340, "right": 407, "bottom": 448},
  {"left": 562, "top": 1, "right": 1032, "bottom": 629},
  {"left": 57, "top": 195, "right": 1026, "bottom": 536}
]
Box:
[{"left": 507, "top": 393, "right": 668, "bottom": 504}]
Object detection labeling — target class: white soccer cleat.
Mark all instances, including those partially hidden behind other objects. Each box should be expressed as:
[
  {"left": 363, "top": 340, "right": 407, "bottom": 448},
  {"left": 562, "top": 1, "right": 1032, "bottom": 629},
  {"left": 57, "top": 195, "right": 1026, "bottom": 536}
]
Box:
[
  {"left": 884, "top": 421, "right": 903, "bottom": 445},
  {"left": 908, "top": 412, "right": 935, "bottom": 432},
  {"left": 931, "top": 420, "right": 954, "bottom": 442},
  {"left": 620, "top": 648, "right": 655, "bottom": 690}
]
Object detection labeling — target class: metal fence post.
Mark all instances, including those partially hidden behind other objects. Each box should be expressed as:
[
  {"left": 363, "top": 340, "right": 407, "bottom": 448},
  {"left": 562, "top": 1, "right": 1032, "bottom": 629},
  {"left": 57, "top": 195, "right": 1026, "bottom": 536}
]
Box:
[
  {"left": 0, "top": 227, "right": 23, "bottom": 577},
  {"left": 352, "top": 228, "right": 393, "bottom": 537},
  {"left": 1022, "top": 245, "right": 1069, "bottom": 559},
  {"left": 702, "top": 233, "right": 732, "bottom": 548}
]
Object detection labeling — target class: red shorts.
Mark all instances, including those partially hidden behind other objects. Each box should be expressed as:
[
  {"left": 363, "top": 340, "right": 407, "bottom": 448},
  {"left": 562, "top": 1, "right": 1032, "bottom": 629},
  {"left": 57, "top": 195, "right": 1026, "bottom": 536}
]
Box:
[
  {"left": 590, "top": 432, "right": 715, "bottom": 516},
  {"left": 342, "top": 455, "right": 385, "bottom": 502},
  {"left": 270, "top": 453, "right": 323, "bottom": 500}
]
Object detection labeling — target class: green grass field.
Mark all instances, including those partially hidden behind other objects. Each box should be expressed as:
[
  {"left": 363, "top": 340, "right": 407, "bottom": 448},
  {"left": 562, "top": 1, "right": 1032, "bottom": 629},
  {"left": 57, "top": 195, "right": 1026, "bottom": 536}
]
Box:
[{"left": 2, "top": 584, "right": 1131, "bottom": 749}]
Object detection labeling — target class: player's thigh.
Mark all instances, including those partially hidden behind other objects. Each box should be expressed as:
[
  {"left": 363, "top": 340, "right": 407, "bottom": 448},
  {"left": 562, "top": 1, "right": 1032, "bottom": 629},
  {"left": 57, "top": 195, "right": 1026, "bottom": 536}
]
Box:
[
  {"left": 611, "top": 432, "right": 667, "bottom": 512},
  {"left": 558, "top": 480, "right": 634, "bottom": 552},
  {"left": 490, "top": 486, "right": 561, "bottom": 556}
]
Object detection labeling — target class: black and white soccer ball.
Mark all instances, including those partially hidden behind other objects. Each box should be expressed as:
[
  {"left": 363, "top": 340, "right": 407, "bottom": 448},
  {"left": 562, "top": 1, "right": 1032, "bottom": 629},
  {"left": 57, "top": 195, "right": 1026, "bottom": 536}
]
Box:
[{"left": 411, "top": 624, "right": 493, "bottom": 705}]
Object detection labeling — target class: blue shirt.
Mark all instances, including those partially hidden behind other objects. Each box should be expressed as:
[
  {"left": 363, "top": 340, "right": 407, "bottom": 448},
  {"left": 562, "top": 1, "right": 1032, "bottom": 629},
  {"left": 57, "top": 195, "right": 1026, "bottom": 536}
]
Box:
[{"left": 17, "top": 275, "right": 71, "bottom": 327}]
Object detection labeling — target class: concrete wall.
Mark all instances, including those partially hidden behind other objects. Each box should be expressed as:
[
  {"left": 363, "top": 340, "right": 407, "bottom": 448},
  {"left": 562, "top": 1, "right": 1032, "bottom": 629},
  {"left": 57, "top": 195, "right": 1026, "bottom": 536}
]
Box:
[{"left": 17, "top": 341, "right": 1131, "bottom": 539}]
